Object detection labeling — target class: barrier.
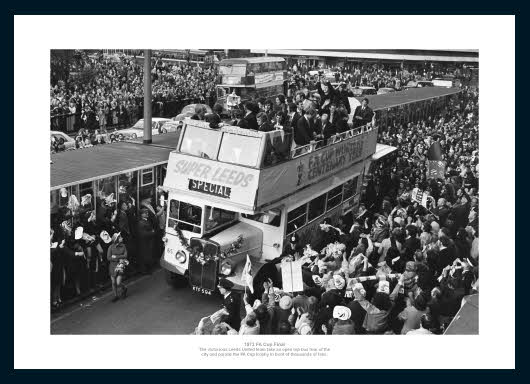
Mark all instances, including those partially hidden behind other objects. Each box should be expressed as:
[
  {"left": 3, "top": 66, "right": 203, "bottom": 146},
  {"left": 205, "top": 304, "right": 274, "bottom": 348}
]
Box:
[{"left": 50, "top": 97, "right": 217, "bottom": 133}]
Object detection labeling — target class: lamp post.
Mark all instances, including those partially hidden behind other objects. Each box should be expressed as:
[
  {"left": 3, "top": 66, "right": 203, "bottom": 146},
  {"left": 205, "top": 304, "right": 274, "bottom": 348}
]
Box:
[{"left": 143, "top": 49, "right": 152, "bottom": 144}]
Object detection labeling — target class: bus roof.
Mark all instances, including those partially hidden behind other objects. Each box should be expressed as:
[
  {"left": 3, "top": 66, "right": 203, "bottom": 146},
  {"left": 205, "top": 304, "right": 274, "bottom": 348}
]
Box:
[
  {"left": 373, "top": 144, "right": 397, "bottom": 161},
  {"left": 219, "top": 57, "right": 286, "bottom": 65},
  {"left": 50, "top": 134, "right": 180, "bottom": 190},
  {"left": 361, "top": 87, "right": 461, "bottom": 111}
]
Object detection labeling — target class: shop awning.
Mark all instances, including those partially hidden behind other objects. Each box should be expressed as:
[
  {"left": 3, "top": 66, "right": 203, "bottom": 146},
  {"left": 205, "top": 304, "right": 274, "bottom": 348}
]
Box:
[{"left": 251, "top": 49, "right": 479, "bottom": 63}]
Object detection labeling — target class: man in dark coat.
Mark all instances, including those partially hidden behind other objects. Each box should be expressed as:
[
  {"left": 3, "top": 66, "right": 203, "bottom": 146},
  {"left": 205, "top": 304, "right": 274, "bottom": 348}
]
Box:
[
  {"left": 314, "top": 112, "right": 337, "bottom": 145},
  {"left": 294, "top": 108, "right": 315, "bottom": 146},
  {"left": 136, "top": 208, "right": 155, "bottom": 274},
  {"left": 353, "top": 98, "right": 374, "bottom": 128},
  {"left": 286, "top": 102, "right": 301, "bottom": 130},
  {"left": 256, "top": 112, "right": 273, "bottom": 132},
  {"left": 217, "top": 278, "right": 241, "bottom": 331},
  {"left": 238, "top": 102, "right": 259, "bottom": 130}
]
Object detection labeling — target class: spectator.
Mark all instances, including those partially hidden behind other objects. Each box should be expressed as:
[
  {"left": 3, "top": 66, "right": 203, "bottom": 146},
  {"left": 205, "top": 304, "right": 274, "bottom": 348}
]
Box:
[{"left": 107, "top": 232, "right": 128, "bottom": 302}]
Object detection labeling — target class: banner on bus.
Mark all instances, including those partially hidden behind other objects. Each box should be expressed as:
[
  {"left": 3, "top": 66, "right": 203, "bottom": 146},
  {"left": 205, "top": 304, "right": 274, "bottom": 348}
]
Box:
[
  {"left": 257, "top": 128, "right": 378, "bottom": 207},
  {"left": 163, "top": 152, "right": 260, "bottom": 209}
]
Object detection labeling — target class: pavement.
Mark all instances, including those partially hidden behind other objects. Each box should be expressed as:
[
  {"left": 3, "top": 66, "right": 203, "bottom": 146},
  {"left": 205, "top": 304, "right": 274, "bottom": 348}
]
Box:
[{"left": 50, "top": 268, "right": 222, "bottom": 334}]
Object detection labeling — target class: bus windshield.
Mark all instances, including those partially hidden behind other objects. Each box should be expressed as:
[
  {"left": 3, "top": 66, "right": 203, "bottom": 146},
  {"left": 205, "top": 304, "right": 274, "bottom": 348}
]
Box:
[
  {"left": 179, "top": 126, "right": 220, "bottom": 159},
  {"left": 204, "top": 206, "right": 237, "bottom": 234},
  {"left": 220, "top": 64, "right": 246, "bottom": 76},
  {"left": 218, "top": 133, "right": 261, "bottom": 167},
  {"left": 168, "top": 199, "right": 202, "bottom": 234}
]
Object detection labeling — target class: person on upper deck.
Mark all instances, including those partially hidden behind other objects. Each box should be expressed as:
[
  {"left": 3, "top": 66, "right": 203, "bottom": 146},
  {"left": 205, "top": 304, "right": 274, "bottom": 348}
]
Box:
[
  {"left": 294, "top": 107, "right": 316, "bottom": 147},
  {"left": 314, "top": 112, "right": 337, "bottom": 146},
  {"left": 256, "top": 112, "right": 274, "bottom": 132},
  {"left": 353, "top": 98, "right": 374, "bottom": 128},
  {"left": 238, "top": 101, "right": 259, "bottom": 130}
]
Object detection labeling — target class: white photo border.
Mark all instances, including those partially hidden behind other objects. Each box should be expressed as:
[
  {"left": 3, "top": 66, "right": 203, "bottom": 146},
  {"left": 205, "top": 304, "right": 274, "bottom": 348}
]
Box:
[{"left": 14, "top": 14, "right": 515, "bottom": 369}]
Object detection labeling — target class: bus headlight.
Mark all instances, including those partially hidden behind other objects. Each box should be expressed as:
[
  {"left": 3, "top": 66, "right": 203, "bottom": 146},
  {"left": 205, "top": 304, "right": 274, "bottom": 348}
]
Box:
[
  {"left": 176, "top": 250, "right": 187, "bottom": 264},
  {"left": 220, "top": 260, "right": 232, "bottom": 276}
]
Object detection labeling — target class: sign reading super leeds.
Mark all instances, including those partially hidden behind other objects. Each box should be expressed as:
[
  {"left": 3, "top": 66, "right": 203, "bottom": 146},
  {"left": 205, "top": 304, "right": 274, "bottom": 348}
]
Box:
[{"left": 164, "top": 152, "right": 260, "bottom": 209}]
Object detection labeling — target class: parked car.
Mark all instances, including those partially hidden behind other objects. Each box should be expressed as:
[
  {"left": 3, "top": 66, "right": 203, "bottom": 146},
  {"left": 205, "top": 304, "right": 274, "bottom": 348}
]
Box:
[
  {"left": 114, "top": 118, "right": 172, "bottom": 140},
  {"left": 405, "top": 80, "right": 434, "bottom": 89},
  {"left": 352, "top": 86, "right": 377, "bottom": 97},
  {"left": 432, "top": 77, "right": 461, "bottom": 88},
  {"left": 377, "top": 87, "right": 396, "bottom": 95},
  {"left": 50, "top": 131, "right": 76, "bottom": 151},
  {"left": 416, "top": 80, "right": 434, "bottom": 87},
  {"left": 173, "top": 104, "right": 213, "bottom": 122}
]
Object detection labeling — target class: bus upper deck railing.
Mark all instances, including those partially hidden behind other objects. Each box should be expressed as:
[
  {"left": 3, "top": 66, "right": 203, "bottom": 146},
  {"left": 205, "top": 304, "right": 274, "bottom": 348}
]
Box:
[{"left": 289, "top": 124, "right": 375, "bottom": 160}]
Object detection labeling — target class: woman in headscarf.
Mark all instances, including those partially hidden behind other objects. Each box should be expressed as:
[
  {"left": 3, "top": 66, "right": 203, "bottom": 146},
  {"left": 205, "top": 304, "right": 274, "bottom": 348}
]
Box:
[{"left": 107, "top": 232, "right": 128, "bottom": 302}]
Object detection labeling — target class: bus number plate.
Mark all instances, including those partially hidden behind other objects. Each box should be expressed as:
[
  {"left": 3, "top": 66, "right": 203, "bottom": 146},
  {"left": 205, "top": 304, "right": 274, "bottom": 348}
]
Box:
[{"left": 192, "top": 286, "right": 213, "bottom": 295}]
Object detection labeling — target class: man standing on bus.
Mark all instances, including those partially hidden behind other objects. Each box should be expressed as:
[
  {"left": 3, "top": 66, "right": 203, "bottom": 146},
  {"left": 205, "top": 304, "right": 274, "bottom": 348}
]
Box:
[
  {"left": 294, "top": 108, "right": 316, "bottom": 147},
  {"left": 353, "top": 98, "right": 374, "bottom": 128},
  {"left": 239, "top": 101, "right": 259, "bottom": 130}
]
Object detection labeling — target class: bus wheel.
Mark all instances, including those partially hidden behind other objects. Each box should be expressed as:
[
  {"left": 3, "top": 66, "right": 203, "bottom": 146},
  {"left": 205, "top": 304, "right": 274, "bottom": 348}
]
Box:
[{"left": 165, "top": 270, "right": 188, "bottom": 288}]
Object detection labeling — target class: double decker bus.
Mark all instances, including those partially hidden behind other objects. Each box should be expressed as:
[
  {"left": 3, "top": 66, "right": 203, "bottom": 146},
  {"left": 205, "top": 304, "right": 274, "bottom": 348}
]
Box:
[
  {"left": 159, "top": 118, "right": 380, "bottom": 294},
  {"left": 216, "top": 57, "right": 287, "bottom": 112}
]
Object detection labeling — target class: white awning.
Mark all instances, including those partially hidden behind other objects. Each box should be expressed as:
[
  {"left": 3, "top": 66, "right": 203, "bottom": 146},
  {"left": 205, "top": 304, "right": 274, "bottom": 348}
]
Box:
[{"left": 251, "top": 49, "right": 479, "bottom": 63}]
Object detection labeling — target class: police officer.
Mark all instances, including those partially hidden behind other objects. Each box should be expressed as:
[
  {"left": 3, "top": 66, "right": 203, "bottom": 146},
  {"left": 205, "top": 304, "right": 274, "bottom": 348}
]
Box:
[{"left": 217, "top": 278, "right": 241, "bottom": 331}]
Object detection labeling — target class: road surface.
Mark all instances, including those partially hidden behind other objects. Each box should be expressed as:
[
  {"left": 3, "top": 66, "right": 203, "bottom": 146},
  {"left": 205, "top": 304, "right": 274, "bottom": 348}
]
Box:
[{"left": 51, "top": 269, "right": 222, "bottom": 334}]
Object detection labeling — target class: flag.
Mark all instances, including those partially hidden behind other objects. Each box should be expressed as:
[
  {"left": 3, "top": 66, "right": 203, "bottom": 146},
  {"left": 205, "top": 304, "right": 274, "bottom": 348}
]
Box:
[
  {"left": 411, "top": 188, "right": 429, "bottom": 208},
  {"left": 242, "top": 255, "right": 254, "bottom": 294},
  {"left": 427, "top": 160, "right": 446, "bottom": 180},
  {"left": 427, "top": 141, "right": 443, "bottom": 161}
]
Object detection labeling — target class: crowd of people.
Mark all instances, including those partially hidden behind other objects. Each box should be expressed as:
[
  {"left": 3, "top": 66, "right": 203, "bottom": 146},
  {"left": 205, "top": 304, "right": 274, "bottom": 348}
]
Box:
[
  {"left": 50, "top": 51, "right": 218, "bottom": 131},
  {"left": 50, "top": 188, "right": 166, "bottom": 308},
  {"left": 286, "top": 61, "right": 471, "bottom": 92},
  {"left": 194, "top": 88, "right": 479, "bottom": 336}
]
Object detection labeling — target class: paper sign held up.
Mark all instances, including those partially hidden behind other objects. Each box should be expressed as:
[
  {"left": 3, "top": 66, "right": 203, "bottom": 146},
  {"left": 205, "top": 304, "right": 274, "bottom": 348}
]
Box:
[{"left": 281, "top": 260, "right": 304, "bottom": 293}]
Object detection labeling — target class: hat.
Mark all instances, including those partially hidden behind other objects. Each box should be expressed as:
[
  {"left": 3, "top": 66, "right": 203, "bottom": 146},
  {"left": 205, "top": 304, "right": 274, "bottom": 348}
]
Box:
[
  {"left": 273, "top": 287, "right": 282, "bottom": 302},
  {"left": 333, "top": 274, "right": 346, "bottom": 290},
  {"left": 252, "top": 300, "right": 262, "bottom": 310},
  {"left": 99, "top": 230, "right": 112, "bottom": 244},
  {"left": 111, "top": 232, "right": 121, "bottom": 243},
  {"left": 353, "top": 282, "right": 366, "bottom": 297},
  {"left": 405, "top": 261, "right": 417, "bottom": 272},
  {"left": 245, "top": 101, "right": 259, "bottom": 114},
  {"left": 377, "top": 280, "right": 390, "bottom": 295},
  {"left": 81, "top": 194, "right": 92, "bottom": 206},
  {"left": 60, "top": 187, "right": 68, "bottom": 198},
  {"left": 74, "top": 226, "right": 84, "bottom": 240},
  {"left": 333, "top": 306, "right": 351, "bottom": 321},
  {"left": 376, "top": 216, "right": 387, "bottom": 227},
  {"left": 104, "top": 193, "right": 117, "bottom": 205},
  {"left": 279, "top": 295, "right": 293, "bottom": 310},
  {"left": 217, "top": 278, "right": 234, "bottom": 290}
]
